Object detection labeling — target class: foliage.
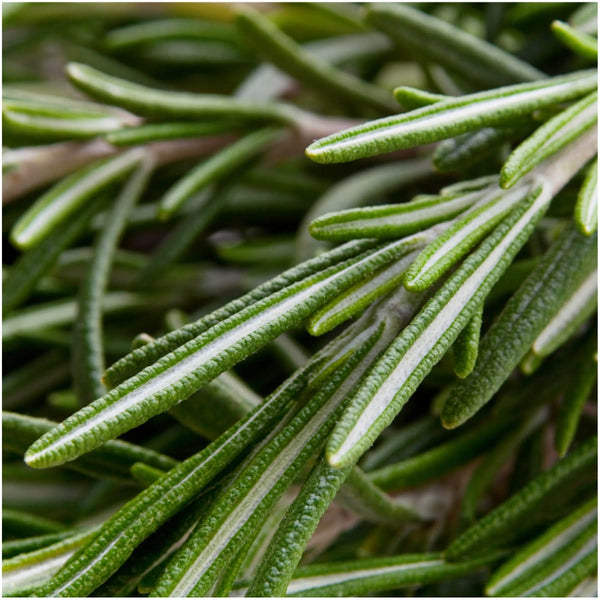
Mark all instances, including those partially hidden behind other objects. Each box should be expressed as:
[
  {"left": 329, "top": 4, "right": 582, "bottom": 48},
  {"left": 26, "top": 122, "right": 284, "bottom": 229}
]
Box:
[{"left": 2, "top": 2, "right": 597, "bottom": 598}]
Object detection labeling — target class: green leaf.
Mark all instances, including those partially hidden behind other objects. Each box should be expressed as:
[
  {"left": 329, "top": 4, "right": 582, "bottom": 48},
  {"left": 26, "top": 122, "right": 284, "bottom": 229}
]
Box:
[
  {"left": 2, "top": 109, "right": 127, "bottom": 140},
  {"left": 152, "top": 318, "right": 390, "bottom": 596},
  {"left": 452, "top": 302, "right": 483, "bottom": 379},
  {"left": 307, "top": 244, "right": 428, "bottom": 336},
  {"left": 39, "top": 371, "right": 306, "bottom": 597},
  {"left": 3, "top": 531, "right": 79, "bottom": 560},
  {"left": 245, "top": 456, "right": 351, "bottom": 597},
  {"left": 460, "top": 408, "right": 547, "bottom": 524},
  {"left": 326, "top": 184, "right": 550, "bottom": 468},
  {"left": 404, "top": 182, "right": 531, "bottom": 292},
  {"left": 433, "top": 127, "right": 526, "bottom": 173},
  {"left": 445, "top": 436, "right": 597, "bottom": 560},
  {"left": 170, "top": 370, "right": 261, "bottom": 440},
  {"left": 135, "top": 186, "right": 226, "bottom": 287},
  {"left": 309, "top": 189, "right": 485, "bottom": 241},
  {"left": 158, "top": 127, "right": 280, "bottom": 219},
  {"left": 104, "top": 18, "right": 238, "bottom": 51},
  {"left": 73, "top": 161, "right": 152, "bottom": 405},
  {"left": 393, "top": 87, "right": 446, "bottom": 110},
  {"left": 2, "top": 509, "right": 65, "bottom": 537},
  {"left": 3, "top": 411, "right": 177, "bottom": 483},
  {"left": 10, "top": 148, "right": 146, "bottom": 249},
  {"left": 104, "top": 121, "right": 237, "bottom": 146},
  {"left": 104, "top": 239, "right": 374, "bottom": 388},
  {"left": 500, "top": 91, "right": 597, "bottom": 189},
  {"left": 66, "top": 62, "right": 299, "bottom": 123},
  {"left": 3, "top": 193, "right": 105, "bottom": 315},
  {"left": 574, "top": 158, "right": 598, "bottom": 236},
  {"left": 305, "top": 71, "right": 596, "bottom": 163},
  {"left": 3, "top": 528, "right": 99, "bottom": 596},
  {"left": 531, "top": 270, "right": 597, "bottom": 359},
  {"left": 282, "top": 551, "right": 502, "bottom": 597},
  {"left": 366, "top": 3, "right": 544, "bottom": 88},
  {"left": 3, "top": 292, "right": 150, "bottom": 342},
  {"left": 442, "top": 223, "right": 597, "bottom": 429},
  {"left": 486, "top": 496, "right": 597, "bottom": 596},
  {"left": 296, "top": 158, "right": 432, "bottom": 262},
  {"left": 369, "top": 417, "right": 510, "bottom": 491},
  {"left": 555, "top": 331, "right": 597, "bottom": 457},
  {"left": 25, "top": 239, "right": 417, "bottom": 469},
  {"left": 235, "top": 5, "right": 397, "bottom": 113},
  {"left": 337, "top": 465, "right": 423, "bottom": 523},
  {"left": 552, "top": 19, "right": 598, "bottom": 60}
]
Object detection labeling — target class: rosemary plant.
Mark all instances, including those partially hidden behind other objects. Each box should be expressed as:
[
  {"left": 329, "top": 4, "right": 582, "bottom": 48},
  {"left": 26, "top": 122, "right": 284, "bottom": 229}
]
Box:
[{"left": 3, "top": 2, "right": 598, "bottom": 598}]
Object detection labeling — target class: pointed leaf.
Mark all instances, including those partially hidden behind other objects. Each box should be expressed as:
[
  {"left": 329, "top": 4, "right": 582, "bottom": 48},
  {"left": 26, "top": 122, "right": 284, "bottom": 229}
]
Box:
[
  {"left": 445, "top": 436, "right": 597, "bottom": 560},
  {"left": 10, "top": 147, "right": 146, "bottom": 249},
  {"left": 158, "top": 127, "right": 281, "bottom": 219},
  {"left": 306, "top": 71, "right": 596, "bottom": 163},
  {"left": 309, "top": 189, "right": 485, "bottom": 241},
  {"left": 104, "top": 239, "right": 375, "bottom": 388},
  {"left": 66, "top": 62, "right": 298, "bottom": 123},
  {"left": 500, "top": 91, "right": 597, "bottom": 188},
  {"left": 25, "top": 238, "right": 418, "bottom": 469},
  {"left": 552, "top": 20, "right": 598, "bottom": 60},
  {"left": 39, "top": 371, "right": 306, "bottom": 597},
  {"left": 404, "top": 182, "right": 531, "bottom": 291},
  {"left": 73, "top": 161, "right": 152, "bottom": 405},
  {"left": 574, "top": 158, "right": 598, "bottom": 236},
  {"left": 367, "top": 3, "right": 544, "bottom": 88},
  {"left": 453, "top": 302, "right": 483, "bottom": 379},
  {"left": 282, "top": 552, "right": 501, "bottom": 597},
  {"left": 486, "top": 497, "right": 597, "bottom": 596},
  {"left": 326, "top": 184, "right": 550, "bottom": 468},
  {"left": 442, "top": 223, "right": 597, "bottom": 429}
]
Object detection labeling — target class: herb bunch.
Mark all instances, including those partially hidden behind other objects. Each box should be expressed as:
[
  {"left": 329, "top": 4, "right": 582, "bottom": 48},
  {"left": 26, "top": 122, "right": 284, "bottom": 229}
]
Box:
[{"left": 2, "top": 2, "right": 598, "bottom": 598}]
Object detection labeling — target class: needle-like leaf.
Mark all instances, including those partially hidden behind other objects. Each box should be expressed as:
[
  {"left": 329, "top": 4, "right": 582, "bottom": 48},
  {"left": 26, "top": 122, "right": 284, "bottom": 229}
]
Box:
[
  {"left": 555, "top": 331, "right": 597, "bottom": 457},
  {"left": 104, "top": 122, "right": 237, "bottom": 146},
  {"left": 66, "top": 62, "right": 299, "bottom": 123},
  {"left": 10, "top": 148, "right": 146, "bottom": 249},
  {"left": 25, "top": 238, "right": 421, "bottom": 469},
  {"left": 158, "top": 127, "right": 280, "bottom": 219},
  {"left": 296, "top": 158, "right": 432, "bottom": 262},
  {"left": 445, "top": 436, "right": 597, "bottom": 560},
  {"left": 404, "top": 182, "right": 531, "bottom": 292},
  {"left": 442, "top": 223, "right": 597, "bottom": 429},
  {"left": 369, "top": 417, "right": 510, "bottom": 491},
  {"left": 3, "top": 194, "right": 105, "bottom": 315},
  {"left": 281, "top": 551, "right": 502, "bottom": 597},
  {"left": 3, "top": 412, "right": 177, "bottom": 482},
  {"left": 486, "top": 496, "right": 597, "bottom": 596},
  {"left": 73, "top": 160, "right": 152, "bottom": 405},
  {"left": 433, "top": 127, "right": 526, "bottom": 173},
  {"left": 39, "top": 371, "right": 306, "bottom": 597},
  {"left": 3, "top": 109, "right": 126, "bottom": 140},
  {"left": 305, "top": 71, "right": 596, "bottom": 163},
  {"left": 104, "top": 239, "right": 374, "bottom": 388},
  {"left": 500, "top": 91, "right": 598, "bottom": 188},
  {"left": 460, "top": 408, "right": 546, "bottom": 524},
  {"left": 309, "top": 189, "right": 485, "bottom": 242},
  {"left": 574, "top": 158, "right": 598, "bottom": 236},
  {"left": 531, "top": 270, "right": 597, "bottom": 359},
  {"left": 326, "top": 183, "right": 550, "bottom": 468},
  {"left": 366, "top": 4, "right": 544, "bottom": 89},
  {"left": 104, "top": 18, "right": 238, "bottom": 51},
  {"left": 235, "top": 5, "right": 397, "bottom": 113},
  {"left": 552, "top": 19, "right": 598, "bottom": 60},
  {"left": 3, "top": 528, "right": 99, "bottom": 596},
  {"left": 151, "top": 318, "right": 390, "bottom": 596},
  {"left": 452, "top": 302, "right": 483, "bottom": 379}
]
